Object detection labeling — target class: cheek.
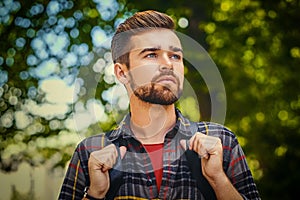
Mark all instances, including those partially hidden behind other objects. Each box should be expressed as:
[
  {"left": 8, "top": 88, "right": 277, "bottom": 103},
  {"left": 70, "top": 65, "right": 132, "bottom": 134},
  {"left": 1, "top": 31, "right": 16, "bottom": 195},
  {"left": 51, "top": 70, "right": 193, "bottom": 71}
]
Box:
[
  {"left": 174, "top": 65, "right": 185, "bottom": 84},
  {"left": 128, "top": 64, "right": 158, "bottom": 86}
]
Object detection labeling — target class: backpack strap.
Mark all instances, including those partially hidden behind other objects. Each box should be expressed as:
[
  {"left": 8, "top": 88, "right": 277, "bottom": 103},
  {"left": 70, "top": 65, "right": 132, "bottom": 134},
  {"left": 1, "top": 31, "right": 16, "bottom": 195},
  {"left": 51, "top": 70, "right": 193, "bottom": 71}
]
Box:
[
  {"left": 105, "top": 131, "right": 125, "bottom": 200},
  {"left": 106, "top": 165, "right": 123, "bottom": 200},
  {"left": 105, "top": 123, "right": 217, "bottom": 200},
  {"left": 185, "top": 122, "right": 217, "bottom": 200}
]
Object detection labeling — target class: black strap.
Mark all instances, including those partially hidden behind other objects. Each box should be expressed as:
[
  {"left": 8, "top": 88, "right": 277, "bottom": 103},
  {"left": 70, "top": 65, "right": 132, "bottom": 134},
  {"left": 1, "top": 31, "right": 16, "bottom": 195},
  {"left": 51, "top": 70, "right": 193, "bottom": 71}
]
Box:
[
  {"left": 186, "top": 121, "right": 216, "bottom": 199},
  {"left": 106, "top": 167, "right": 123, "bottom": 200},
  {"left": 185, "top": 149, "right": 217, "bottom": 200},
  {"left": 105, "top": 131, "right": 125, "bottom": 200}
]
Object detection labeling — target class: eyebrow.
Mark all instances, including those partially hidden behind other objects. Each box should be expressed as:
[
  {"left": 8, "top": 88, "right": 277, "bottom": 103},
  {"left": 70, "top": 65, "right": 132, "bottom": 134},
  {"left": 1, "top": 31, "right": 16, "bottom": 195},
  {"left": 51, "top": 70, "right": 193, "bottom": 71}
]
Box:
[
  {"left": 170, "top": 46, "right": 183, "bottom": 53},
  {"left": 138, "top": 47, "right": 161, "bottom": 55},
  {"left": 138, "top": 46, "right": 183, "bottom": 55}
]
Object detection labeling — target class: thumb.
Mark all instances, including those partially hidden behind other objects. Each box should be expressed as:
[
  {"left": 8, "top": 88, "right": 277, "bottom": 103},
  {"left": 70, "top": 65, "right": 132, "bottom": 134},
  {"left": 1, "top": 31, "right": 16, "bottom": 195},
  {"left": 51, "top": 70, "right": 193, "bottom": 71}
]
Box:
[
  {"left": 180, "top": 139, "right": 189, "bottom": 151},
  {"left": 119, "top": 146, "right": 127, "bottom": 159}
]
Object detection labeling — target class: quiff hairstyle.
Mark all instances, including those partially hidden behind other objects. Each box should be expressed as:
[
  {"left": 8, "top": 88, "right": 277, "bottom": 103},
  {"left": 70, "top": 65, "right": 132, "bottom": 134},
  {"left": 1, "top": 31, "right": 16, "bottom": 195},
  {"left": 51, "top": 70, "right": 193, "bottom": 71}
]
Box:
[{"left": 111, "top": 10, "right": 175, "bottom": 67}]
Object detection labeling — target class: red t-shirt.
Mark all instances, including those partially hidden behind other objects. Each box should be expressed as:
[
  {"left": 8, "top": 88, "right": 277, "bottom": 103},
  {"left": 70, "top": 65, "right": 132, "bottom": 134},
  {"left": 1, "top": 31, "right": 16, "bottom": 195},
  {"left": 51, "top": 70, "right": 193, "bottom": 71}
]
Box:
[{"left": 143, "top": 143, "right": 164, "bottom": 191}]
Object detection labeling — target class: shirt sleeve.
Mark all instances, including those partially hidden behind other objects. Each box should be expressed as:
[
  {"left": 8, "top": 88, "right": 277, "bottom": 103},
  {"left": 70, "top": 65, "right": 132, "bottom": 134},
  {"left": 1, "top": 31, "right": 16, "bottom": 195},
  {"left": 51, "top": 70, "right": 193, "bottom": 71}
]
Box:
[
  {"left": 200, "top": 122, "right": 260, "bottom": 199},
  {"left": 58, "top": 146, "right": 87, "bottom": 200},
  {"left": 58, "top": 134, "right": 107, "bottom": 200},
  {"left": 221, "top": 127, "right": 261, "bottom": 200}
]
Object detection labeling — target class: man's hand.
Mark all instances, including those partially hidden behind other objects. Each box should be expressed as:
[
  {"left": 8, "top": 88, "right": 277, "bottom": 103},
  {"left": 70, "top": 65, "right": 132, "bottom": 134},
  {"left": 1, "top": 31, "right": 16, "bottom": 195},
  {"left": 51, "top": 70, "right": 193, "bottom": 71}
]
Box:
[
  {"left": 180, "top": 133, "right": 224, "bottom": 183},
  {"left": 87, "top": 144, "right": 127, "bottom": 199},
  {"left": 180, "top": 133, "right": 244, "bottom": 200}
]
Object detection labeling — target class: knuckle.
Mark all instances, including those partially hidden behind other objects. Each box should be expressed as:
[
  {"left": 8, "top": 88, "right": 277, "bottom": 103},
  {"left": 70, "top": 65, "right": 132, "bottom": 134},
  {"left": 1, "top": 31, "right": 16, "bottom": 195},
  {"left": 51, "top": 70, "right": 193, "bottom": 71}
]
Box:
[{"left": 216, "top": 137, "right": 222, "bottom": 144}]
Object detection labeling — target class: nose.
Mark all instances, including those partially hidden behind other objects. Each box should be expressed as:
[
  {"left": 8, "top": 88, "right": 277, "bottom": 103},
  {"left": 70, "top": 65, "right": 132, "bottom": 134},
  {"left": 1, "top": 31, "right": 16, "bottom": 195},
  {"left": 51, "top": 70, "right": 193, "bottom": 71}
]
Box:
[{"left": 159, "top": 54, "right": 173, "bottom": 71}]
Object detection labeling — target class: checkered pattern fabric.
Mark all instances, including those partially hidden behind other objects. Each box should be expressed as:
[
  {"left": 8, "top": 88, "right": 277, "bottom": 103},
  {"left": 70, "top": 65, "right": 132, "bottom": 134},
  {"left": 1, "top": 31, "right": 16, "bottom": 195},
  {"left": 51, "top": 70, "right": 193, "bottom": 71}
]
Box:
[{"left": 58, "top": 109, "right": 260, "bottom": 199}]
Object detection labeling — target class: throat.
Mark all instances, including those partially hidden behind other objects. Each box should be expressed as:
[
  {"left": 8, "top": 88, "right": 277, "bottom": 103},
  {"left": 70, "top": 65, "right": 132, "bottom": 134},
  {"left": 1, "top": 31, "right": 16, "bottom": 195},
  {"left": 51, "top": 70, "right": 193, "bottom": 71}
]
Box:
[
  {"left": 131, "top": 122, "right": 175, "bottom": 144},
  {"left": 130, "top": 104, "right": 177, "bottom": 144}
]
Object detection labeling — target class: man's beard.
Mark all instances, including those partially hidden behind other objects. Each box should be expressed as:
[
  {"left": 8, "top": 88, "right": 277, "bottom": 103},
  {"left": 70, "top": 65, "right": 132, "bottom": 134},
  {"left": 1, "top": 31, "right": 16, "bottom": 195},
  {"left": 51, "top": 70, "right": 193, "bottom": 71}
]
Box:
[{"left": 129, "top": 71, "right": 183, "bottom": 105}]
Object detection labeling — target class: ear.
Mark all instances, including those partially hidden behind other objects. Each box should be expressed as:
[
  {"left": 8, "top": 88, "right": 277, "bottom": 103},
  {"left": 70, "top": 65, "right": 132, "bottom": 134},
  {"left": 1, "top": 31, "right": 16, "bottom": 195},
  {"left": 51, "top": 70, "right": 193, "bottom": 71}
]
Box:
[{"left": 114, "top": 63, "right": 128, "bottom": 84}]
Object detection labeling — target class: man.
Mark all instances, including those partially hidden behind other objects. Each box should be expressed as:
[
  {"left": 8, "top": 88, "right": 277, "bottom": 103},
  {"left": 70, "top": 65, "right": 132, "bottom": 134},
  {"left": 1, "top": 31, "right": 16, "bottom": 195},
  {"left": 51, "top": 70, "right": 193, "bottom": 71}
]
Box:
[{"left": 59, "top": 10, "right": 260, "bottom": 199}]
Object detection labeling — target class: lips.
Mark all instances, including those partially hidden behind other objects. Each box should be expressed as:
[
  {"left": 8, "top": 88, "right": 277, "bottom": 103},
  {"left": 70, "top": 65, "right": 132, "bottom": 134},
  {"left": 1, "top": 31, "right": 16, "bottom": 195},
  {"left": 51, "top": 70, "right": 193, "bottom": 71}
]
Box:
[{"left": 155, "top": 75, "right": 177, "bottom": 84}]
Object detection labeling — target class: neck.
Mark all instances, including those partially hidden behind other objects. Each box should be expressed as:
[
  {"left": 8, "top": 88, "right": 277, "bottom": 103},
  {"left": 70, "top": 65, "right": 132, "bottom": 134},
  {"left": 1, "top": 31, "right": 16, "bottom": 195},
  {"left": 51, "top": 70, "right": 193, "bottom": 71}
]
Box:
[{"left": 129, "top": 96, "right": 176, "bottom": 144}]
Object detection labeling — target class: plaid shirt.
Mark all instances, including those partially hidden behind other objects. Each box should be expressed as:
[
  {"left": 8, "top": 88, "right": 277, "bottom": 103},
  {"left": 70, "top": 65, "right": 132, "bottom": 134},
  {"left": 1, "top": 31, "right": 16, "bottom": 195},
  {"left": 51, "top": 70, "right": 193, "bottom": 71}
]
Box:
[{"left": 59, "top": 109, "right": 260, "bottom": 199}]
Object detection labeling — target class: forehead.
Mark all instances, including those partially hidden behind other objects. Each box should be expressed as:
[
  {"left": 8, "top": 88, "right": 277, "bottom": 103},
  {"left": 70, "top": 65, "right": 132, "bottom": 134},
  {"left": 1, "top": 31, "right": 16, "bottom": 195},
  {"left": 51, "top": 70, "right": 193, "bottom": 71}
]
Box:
[{"left": 130, "top": 29, "right": 182, "bottom": 51}]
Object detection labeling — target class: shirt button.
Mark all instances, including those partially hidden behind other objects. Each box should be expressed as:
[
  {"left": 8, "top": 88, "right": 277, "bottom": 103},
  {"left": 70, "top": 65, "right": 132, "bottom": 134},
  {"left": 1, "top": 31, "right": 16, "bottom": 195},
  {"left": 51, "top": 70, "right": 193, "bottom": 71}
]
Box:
[{"left": 146, "top": 179, "right": 153, "bottom": 186}]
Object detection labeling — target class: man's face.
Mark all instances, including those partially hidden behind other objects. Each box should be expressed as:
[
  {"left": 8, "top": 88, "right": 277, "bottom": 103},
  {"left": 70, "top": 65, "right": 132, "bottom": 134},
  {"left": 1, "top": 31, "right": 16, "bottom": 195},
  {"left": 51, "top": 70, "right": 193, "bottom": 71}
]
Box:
[{"left": 126, "top": 29, "right": 184, "bottom": 105}]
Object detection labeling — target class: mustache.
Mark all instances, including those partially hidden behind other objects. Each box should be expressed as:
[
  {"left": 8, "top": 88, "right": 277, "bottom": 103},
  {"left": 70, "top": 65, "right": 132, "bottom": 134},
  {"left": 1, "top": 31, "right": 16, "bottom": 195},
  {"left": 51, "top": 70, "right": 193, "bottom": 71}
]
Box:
[{"left": 151, "top": 70, "right": 180, "bottom": 83}]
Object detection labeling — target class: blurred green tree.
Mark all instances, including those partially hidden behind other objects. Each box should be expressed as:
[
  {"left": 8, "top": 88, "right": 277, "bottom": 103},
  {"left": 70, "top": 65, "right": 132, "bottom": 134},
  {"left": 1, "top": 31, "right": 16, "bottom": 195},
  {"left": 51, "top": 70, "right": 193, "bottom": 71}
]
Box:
[{"left": 0, "top": 0, "right": 134, "bottom": 171}]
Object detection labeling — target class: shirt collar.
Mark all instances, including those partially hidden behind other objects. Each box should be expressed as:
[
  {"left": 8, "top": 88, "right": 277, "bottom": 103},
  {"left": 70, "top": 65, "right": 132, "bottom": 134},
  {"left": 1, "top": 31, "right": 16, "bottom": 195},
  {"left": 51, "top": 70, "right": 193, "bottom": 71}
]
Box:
[{"left": 107, "top": 108, "right": 196, "bottom": 142}]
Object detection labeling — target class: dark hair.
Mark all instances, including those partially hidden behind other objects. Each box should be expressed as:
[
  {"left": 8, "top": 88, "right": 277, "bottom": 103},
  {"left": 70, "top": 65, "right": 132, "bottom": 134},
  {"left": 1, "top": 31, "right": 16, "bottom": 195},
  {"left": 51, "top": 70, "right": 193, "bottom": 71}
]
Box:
[{"left": 111, "top": 10, "right": 175, "bottom": 67}]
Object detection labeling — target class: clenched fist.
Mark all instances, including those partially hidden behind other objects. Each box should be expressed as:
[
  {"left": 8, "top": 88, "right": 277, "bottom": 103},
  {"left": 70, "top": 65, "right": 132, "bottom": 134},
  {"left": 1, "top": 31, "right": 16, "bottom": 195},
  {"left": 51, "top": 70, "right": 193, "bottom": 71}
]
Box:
[
  {"left": 87, "top": 144, "right": 127, "bottom": 199},
  {"left": 180, "top": 132, "right": 223, "bottom": 183}
]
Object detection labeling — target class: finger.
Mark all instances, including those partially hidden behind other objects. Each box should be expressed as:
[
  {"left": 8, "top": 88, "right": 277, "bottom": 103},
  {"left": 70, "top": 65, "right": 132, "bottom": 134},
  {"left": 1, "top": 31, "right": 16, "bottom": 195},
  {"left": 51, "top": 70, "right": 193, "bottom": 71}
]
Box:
[
  {"left": 191, "top": 133, "right": 213, "bottom": 158},
  {"left": 101, "top": 165, "right": 110, "bottom": 172},
  {"left": 179, "top": 139, "right": 188, "bottom": 150},
  {"left": 193, "top": 133, "right": 201, "bottom": 151},
  {"left": 101, "top": 153, "right": 117, "bottom": 172},
  {"left": 199, "top": 152, "right": 209, "bottom": 160},
  {"left": 101, "top": 146, "right": 127, "bottom": 172},
  {"left": 89, "top": 158, "right": 108, "bottom": 174},
  {"left": 119, "top": 146, "right": 127, "bottom": 159},
  {"left": 89, "top": 153, "right": 105, "bottom": 169},
  {"left": 206, "top": 138, "right": 219, "bottom": 153},
  {"left": 194, "top": 135, "right": 207, "bottom": 157},
  {"left": 189, "top": 134, "right": 197, "bottom": 150},
  {"left": 94, "top": 145, "right": 118, "bottom": 171}
]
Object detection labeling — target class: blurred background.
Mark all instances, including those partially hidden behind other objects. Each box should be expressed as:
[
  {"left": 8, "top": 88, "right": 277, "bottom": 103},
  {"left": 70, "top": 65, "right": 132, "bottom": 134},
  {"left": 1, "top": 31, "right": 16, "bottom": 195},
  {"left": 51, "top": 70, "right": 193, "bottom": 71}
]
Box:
[{"left": 0, "top": 0, "right": 299, "bottom": 199}]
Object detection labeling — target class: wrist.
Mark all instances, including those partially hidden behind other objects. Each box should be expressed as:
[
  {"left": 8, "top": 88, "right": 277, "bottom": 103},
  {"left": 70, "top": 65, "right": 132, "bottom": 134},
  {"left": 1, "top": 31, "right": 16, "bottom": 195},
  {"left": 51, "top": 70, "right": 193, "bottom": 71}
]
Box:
[
  {"left": 84, "top": 186, "right": 106, "bottom": 200},
  {"left": 206, "top": 172, "right": 229, "bottom": 188}
]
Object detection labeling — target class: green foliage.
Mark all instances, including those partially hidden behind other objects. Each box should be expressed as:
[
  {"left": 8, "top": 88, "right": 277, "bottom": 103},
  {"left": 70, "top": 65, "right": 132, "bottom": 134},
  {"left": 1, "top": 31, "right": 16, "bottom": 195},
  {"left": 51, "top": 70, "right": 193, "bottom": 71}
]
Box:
[
  {"left": 1, "top": 0, "right": 299, "bottom": 199},
  {"left": 0, "top": 0, "right": 134, "bottom": 171},
  {"left": 201, "top": 1, "right": 300, "bottom": 199}
]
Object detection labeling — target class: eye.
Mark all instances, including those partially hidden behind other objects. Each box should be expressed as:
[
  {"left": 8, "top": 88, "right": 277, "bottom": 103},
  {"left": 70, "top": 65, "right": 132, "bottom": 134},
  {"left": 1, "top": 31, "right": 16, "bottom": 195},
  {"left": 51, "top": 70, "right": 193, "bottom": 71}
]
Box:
[
  {"left": 145, "top": 53, "right": 157, "bottom": 58},
  {"left": 170, "top": 53, "right": 182, "bottom": 60}
]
